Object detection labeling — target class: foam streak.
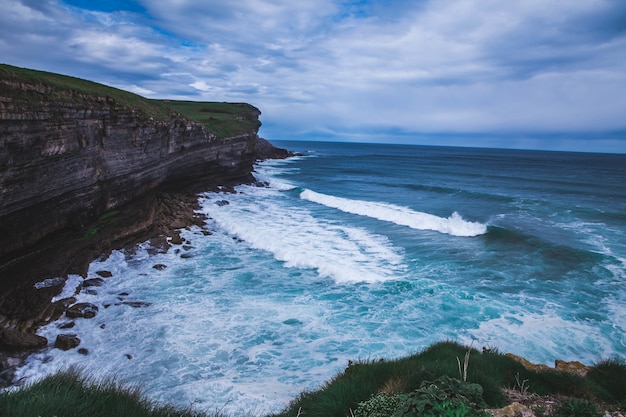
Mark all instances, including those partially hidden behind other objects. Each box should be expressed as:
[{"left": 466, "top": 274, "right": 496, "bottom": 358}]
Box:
[{"left": 300, "top": 189, "right": 487, "bottom": 237}]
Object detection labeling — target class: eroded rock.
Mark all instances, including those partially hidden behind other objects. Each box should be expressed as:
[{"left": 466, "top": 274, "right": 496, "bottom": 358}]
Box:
[
  {"left": 0, "top": 329, "right": 47, "bottom": 350},
  {"left": 66, "top": 302, "right": 99, "bottom": 319},
  {"left": 54, "top": 334, "right": 81, "bottom": 350}
]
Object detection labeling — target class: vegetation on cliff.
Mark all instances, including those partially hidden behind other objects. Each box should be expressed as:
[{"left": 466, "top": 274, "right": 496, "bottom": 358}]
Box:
[
  {"left": 1, "top": 341, "right": 624, "bottom": 417},
  {"left": 0, "top": 63, "right": 259, "bottom": 138}
]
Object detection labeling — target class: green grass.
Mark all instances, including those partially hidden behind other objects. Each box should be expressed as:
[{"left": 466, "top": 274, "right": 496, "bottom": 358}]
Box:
[
  {"left": 270, "top": 341, "right": 626, "bottom": 417},
  {"left": 0, "top": 369, "right": 209, "bottom": 417},
  {"left": 0, "top": 63, "right": 260, "bottom": 138},
  {"left": 1, "top": 342, "right": 625, "bottom": 417},
  {"left": 154, "top": 100, "right": 261, "bottom": 138}
]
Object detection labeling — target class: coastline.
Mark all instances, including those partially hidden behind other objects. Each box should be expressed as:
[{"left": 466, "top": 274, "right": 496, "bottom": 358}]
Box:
[{"left": 0, "top": 142, "right": 294, "bottom": 387}]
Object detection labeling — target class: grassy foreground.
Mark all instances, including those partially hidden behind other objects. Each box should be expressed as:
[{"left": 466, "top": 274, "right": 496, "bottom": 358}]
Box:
[{"left": 1, "top": 341, "right": 625, "bottom": 417}]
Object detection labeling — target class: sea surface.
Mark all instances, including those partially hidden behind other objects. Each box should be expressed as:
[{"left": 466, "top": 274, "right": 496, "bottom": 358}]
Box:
[{"left": 15, "top": 141, "right": 626, "bottom": 415}]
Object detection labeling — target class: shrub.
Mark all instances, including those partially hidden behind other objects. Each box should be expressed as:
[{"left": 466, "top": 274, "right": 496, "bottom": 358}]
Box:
[
  {"left": 392, "top": 376, "right": 488, "bottom": 417},
  {"left": 587, "top": 358, "right": 626, "bottom": 403},
  {"left": 354, "top": 393, "right": 408, "bottom": 417},
  {"left": 552, "top": 398, "right": 602, "bottom": 417}
]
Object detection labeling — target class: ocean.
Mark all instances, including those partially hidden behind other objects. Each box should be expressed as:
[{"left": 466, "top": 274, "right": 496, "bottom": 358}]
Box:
[{"left": 15, "top": 141, "right": 626, "bottom": 415}]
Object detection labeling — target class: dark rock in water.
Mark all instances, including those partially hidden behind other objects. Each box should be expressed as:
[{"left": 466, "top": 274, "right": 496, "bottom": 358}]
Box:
[
  {"left": 283, "top": 318, "right": 303, "bottom": 326},
  {"left": 125, "top": 354, "right": 133, "bottom": 360},
  {"left": 66, "top": 302, "right": 99, "bottom": 319},
  {"left": 118, "top": 292, "right": 129, "bottom": 297},
  {"left": 122, "top": 301, "right": 152, "bottom": 308},
  {"left": 216, "top": 200, "right": 230, "bottom": 206},
  {"left": 254, "top": 181, "right": 270, "bottom": 187},
  {"left": 153, "top": 264, "right": 167, "bottom": 271},
  {"left": 170, "top": 232, "right": 184, "bottom": 245},
  {"left": 0, "top": 366, "right": 17, "bottom": 387},
  {"left": 0, "top": 329, "right": 47, "bottom": 350},
  {"left": 182, "top": 245, "right": 193, "bottom": 251},
  {"left": 58, "top": 321, "right": 75, "bottom": 329},
  {"left": 83, "top": 278, "right": 105, "bottom": 287},
  {"left": 78, "top": 348, "right": 89, "bottom": 355},
  {"left": 96, "top": 270, "right": 113, "bottom": 278},
  {"left": 54, "top": 334, "right": 80, "bottom": 350},
  {"left": 254, "top": 137, "right": 296, "bottom": 161},
  {"left": 180, "top": 253, "right": 193, "bottom": 259},
  {"left": 99, "top": 323, "right": 106, "bottom": 329}
]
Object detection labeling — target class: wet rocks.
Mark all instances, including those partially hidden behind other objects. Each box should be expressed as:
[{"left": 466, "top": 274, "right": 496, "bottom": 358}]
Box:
[
  {"left": 66, "top": 303, "right": 99, "bottom": 319},
  {"left": 95, "top": 270, "right": 113, "bottom": 278},
  {"left": 0, "top": 329, "right": 47, "bottom": 350},
  {"left": 152, "top": 264, "right": 167, "bottom": 271},
  {"left": 54, "top": 333, "right": 81, "bottom": 350},
  {"left": 83, "top": 278, "right": 105, "bottom": 287}
]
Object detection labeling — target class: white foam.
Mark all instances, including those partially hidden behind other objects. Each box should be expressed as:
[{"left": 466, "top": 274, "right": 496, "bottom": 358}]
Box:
[
  {"left": 202, "top": 188, "right": 406, "bottom": 283},
  {"left": 465, "top": 312, "right": 619, "bottom": 365},
  {"left": 300, "top": 189, "right": 487, "bottom": 237},
  {"left": 51, "top": 274, "right": 83, "bottom": 302}
]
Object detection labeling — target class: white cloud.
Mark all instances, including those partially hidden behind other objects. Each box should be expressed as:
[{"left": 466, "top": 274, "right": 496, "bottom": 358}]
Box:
[{"left": 1, "top": 0, "right": 625, "bottom": 151}]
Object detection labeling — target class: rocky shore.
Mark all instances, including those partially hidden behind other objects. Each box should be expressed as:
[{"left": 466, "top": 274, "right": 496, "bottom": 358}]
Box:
[
  {"left": 0, "top": 63, "right": 294, "bottom": 385},
  {"left": 0, "top": 142, "right": 293, "bottom": 387}
]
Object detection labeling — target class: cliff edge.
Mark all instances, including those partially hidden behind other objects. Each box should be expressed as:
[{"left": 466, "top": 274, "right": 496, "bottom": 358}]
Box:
[{"left": 0, "top": 64, "right": 286, "bottom": 335}]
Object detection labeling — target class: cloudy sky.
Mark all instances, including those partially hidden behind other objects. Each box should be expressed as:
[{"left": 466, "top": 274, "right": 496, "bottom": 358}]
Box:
[{"left": 1, "top": 0, "right": 625, "bottom": 152}]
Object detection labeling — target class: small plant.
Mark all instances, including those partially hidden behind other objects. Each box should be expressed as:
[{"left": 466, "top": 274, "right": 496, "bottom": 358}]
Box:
[
  {"left": 514, "top": 372, "right": 530, "bottom": 395},
  {"left": 553, "top": 398, "right": 602, "bottom": 417},
  {"left": 354, "top": 393, "right": 407, "bottom": 417},
  {"left": 457, "top": 348, "right": 471, "bottom": 382},
  {"left": 392, "top": 376, "right": 488, "bottom": 417}
]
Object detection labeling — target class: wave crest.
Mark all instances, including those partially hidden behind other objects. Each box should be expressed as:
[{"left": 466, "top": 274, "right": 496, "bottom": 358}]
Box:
[{"left": 300, "top": 189, "right": 487, "bottom": 237}]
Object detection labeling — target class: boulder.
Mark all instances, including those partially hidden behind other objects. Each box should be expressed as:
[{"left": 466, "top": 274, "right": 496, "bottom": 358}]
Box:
[
  {"left": 555, "top": 359, "right": 591, "bottom": 376},
  {"left": 487, "top": 402, "right": 533, "bottom": 417},
  {"left": 95, "top": 270, "right": 113, "bottom": 278},
  {"left": 83, "top": 278, "right": 105, "bottom": 287},
  {"left": 54, "top": 334, "right": 81, "bottom": 350},
  {"left": 505, "top": 353, "right": 552, "bottom": 372},
  {"left": 66, "top": 302, "right": 99, "bottom": 319},
  {"left": 0, "top": 329, "right": 47, "bottom": 350}
]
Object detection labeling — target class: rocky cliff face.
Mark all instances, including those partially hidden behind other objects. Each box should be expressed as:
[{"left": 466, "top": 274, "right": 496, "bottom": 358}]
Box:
[
  {"left": 0, "top": 68, "right": 265, "bottom": 331},
  {"left": 0, "top": 77, "right": 258, "bottom": 259}
]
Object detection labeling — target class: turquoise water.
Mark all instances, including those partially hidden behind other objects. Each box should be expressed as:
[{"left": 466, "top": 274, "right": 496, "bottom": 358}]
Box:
[{"left": 16, "top": 142, "right": 626, "bottom": 414}]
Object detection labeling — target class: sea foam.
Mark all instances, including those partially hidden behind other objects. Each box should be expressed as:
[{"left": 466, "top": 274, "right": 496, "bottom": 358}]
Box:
[
  {"left": 201, "top": 186, "right": 406, "bottom": 283},
  {"left": 300, "top": 189, "right": 487, "bottom": 237}
]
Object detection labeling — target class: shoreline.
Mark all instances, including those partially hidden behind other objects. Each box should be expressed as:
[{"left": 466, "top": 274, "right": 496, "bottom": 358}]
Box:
[{"left": 0, "top": 141, "right": 296, "bottom": 386}]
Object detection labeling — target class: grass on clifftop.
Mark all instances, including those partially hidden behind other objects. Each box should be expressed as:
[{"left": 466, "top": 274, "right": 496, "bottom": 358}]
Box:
[
  {"left": 0, "top": 63, "right": 258, "bottom": 138},
  {"left": 153, "top": 100, "right": 261, "bottom": 139},
  {"left": 1, "top": 341, "right": 625, "bottom": 417}
]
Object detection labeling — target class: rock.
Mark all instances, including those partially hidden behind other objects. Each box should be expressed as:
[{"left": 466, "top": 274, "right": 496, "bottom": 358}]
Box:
[
  {"left": 555, "top": 359, "right": 591, "bottom": 376},
  {"left": 95, "top": 270, "right": 113, "bottom": 278},
  {"left": 216, "top": 200, "right": 230, "bottom": 206},
  {"left": 505, "top": 353, "right": 552, "bottom": 372},
  {"left": 506, "top": 353, "right": 592, "bottom": 377},
  {"left": 78, "top": 348, "right": 89, "bottom": 355},
  {"left": 0, "top": 367, "right": 16, "bottom": 387},
  {"left": 66, "top": 302, "right": 99, "bottom": 319},
  {"left": 83, "top": 278, "right": 105, "bottom": 287},
  {"left": 487, "top": 402, "right": 533, "bottom": 417},
  {"left": 125, "top": 354, "right": 133, "bottom": 359},
  {"left": 58, "top": 321, "right": 75, "bottom": 329},
  {"left": 170, "top": 233, "right": 184, "bottom": 245},
  {"left": 180, "top": 253, "right": 193, "bottom": 259},
  {"left": 0, "top": 329, "right": 47, "bottom": 350},
  {"left": 54, "top": 334, "right": 81, "bottom": 350},
  {"left": 153, "top": 264, "right": 167, "bottom": 271},
  {"left": 122, "top": 301, "right": 152, "bottom": 308}
]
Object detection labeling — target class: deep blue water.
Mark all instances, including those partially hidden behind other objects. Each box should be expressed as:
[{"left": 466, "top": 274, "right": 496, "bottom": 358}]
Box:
[{"left": 16, "top": 141, "right": 626, "bottom": 414}]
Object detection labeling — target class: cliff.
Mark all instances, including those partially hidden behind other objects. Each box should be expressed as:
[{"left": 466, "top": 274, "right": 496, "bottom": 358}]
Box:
[{"left": 0, "top": 64, "right": 281, "bottom": 332}]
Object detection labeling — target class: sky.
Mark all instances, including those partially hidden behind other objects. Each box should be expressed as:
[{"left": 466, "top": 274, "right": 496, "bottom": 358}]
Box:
[{"left": 1, "top": 0, "right": 625, "bottom": 153}]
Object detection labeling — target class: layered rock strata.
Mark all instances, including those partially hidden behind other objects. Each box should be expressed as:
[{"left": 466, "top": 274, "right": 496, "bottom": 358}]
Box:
[{"left": 0, "top": 66, "right": 279, "bottom": 340}]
